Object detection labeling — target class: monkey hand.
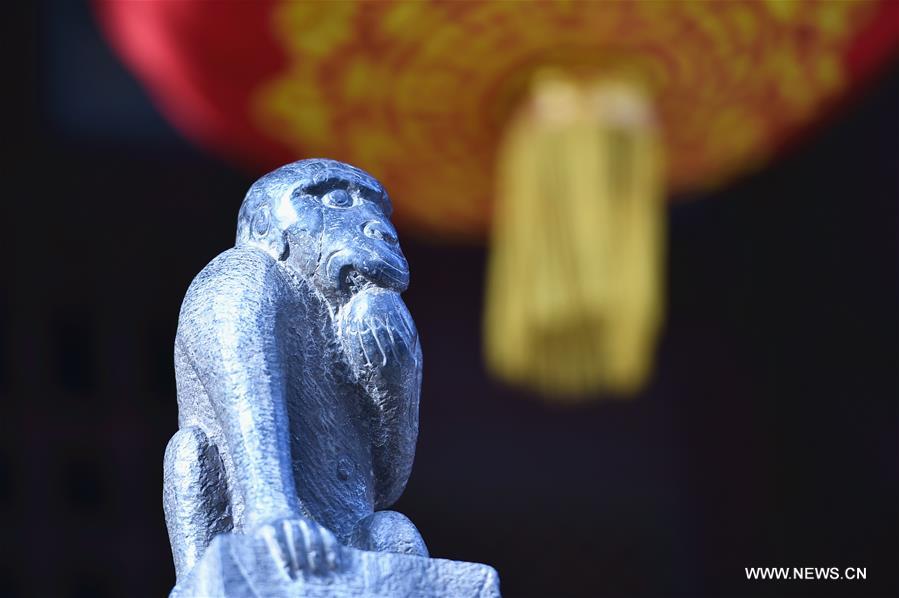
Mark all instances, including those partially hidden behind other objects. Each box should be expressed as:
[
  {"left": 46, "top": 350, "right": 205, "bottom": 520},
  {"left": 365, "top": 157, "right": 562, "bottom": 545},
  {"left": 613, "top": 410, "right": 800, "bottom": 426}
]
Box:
[
  {"left": 339, "top": 289, "right": 420, "bottom": 388},
  {"left": 251, "top": 516, "right": 343, "bottom": 579}
]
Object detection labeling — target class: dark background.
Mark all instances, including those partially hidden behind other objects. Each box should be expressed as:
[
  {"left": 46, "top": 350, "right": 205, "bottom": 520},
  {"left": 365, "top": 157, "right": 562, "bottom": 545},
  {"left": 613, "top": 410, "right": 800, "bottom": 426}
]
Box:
[{"left": 4, "top": 2, "right": 898, "bottom": 597}]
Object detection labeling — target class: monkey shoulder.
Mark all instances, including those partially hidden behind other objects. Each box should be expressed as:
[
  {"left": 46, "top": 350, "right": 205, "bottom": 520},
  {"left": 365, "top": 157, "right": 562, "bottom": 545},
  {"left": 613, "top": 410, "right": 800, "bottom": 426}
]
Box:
[{"left": 176, "top": 247, "right": 299, "bottom": 356}]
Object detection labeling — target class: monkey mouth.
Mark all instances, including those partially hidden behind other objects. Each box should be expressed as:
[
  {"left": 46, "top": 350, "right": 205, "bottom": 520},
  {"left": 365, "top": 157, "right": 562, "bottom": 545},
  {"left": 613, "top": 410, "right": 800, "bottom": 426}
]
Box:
[
  {"left": 342, "top": 268, "right": 376, "bottom": 296},
  {"left": 326, "top": 248, "right": 410, "bottom": 297}
]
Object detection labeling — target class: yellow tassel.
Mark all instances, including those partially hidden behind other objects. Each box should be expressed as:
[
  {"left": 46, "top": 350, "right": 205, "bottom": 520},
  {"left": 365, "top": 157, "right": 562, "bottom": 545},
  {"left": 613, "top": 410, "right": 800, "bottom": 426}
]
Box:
[{"left": 484, "top": 72, "right": 665, "bottom": 400}]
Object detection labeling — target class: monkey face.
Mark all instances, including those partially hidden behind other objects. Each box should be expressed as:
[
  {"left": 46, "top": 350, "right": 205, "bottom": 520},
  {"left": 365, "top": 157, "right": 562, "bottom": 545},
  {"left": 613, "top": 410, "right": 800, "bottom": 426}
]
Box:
[
  {"left": 277, "top": 180, "right": 408, "bottom": 304},
  {"left": 310, "top": 185, "right": 409, "bottom": 303}
]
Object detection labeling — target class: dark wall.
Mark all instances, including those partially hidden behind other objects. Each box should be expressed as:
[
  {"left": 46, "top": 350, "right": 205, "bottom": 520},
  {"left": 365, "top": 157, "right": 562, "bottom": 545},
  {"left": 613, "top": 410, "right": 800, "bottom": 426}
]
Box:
[{"left": 4, "top": 2, "right": 898, "bottom": 597}]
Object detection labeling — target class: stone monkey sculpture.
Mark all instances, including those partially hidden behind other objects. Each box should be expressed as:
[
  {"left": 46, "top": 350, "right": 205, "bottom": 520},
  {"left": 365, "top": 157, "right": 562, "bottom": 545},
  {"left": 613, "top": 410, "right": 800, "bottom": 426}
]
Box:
[{"left": 163, "top": 159, "right": 427, "bottom": 583}]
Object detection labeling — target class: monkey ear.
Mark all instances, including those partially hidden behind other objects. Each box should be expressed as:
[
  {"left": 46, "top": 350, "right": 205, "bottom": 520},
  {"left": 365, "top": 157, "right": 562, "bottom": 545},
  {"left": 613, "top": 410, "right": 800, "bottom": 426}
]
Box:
[
  {"left": 250, "top": 206, "right": 288, "bottom": 260},
  {"left": 251, "top": 206, "right": 271, "bottom": 240}
]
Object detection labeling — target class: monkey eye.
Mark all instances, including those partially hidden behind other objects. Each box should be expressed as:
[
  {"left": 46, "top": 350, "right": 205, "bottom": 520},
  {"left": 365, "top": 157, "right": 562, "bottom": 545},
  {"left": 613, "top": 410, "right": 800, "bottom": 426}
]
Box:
[{"left": 322, "top": 189, "right": 355, "bottom": 209}]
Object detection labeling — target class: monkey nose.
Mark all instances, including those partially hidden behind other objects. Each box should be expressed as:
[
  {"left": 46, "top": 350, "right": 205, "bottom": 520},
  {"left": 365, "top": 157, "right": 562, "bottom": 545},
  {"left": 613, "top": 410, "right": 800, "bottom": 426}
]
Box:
[{"left": 362, "top": 220, "right": 398, "bottom": 246}]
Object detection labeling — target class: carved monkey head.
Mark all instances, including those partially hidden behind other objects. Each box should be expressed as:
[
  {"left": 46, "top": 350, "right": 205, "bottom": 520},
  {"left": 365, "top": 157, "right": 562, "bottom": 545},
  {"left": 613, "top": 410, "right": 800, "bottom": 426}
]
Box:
[
  {"left": 236, "top": 159, "right": 409, "bottom": 301},
  {"left": 236, "top": 160, "right": 421, "bottom": 392}
]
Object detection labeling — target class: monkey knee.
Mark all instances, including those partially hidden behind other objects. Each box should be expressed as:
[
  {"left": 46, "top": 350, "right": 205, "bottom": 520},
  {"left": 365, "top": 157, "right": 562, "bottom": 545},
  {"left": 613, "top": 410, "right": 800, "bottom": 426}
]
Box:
[
  {"left": 164, "top": 427, "right": 231, "bottom": 523},
  {"left": 166, "top": 427, "right": 220, "bottom": 488},
  {"left": 164, "top": 427, "right": 232, "bottom": 579},
  {"left": 164, "top": 426, "right": 207, "bottom": 465},
  {"left": 349, "top": 510, "right": 428, "bottom": 557}
]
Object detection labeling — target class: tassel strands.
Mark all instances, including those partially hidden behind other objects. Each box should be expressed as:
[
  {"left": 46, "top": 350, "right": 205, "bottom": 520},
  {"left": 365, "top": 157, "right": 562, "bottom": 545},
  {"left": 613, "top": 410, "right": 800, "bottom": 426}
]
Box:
[{"left": 484, "top": 73, "right": 665, "bottom": 400}]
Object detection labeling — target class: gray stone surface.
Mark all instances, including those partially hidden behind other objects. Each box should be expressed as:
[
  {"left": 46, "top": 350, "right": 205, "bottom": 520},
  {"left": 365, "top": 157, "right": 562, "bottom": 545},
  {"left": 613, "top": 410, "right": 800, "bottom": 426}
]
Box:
[{"left": 164, "top": 159, "right": 499, "bottom": 596}]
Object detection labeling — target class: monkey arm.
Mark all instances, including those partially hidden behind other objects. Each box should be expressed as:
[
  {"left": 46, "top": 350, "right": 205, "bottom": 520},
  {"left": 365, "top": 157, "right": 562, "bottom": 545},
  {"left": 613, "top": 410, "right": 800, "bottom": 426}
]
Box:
[
  {"left": 370, "top": 337, "right": 423, "bottom": 510},
  {"left": 339, "top": 293, "right": 423, "bottom": 511},
  {"left": 370, "top": 383, "right": 421, "bottom": 510},
  {"left": 176, "top": 247, "right": 302, "bottom": 528}
]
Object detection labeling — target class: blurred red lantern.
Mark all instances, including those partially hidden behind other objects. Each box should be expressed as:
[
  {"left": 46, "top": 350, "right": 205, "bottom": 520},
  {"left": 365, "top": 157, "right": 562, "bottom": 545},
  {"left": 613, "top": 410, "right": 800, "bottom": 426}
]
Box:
[
  {"left": 97, "top": 0, "right": 899, "bottom": 398},
  {"left": 97, "top": 0, "right": 898, "bottom": 236}
]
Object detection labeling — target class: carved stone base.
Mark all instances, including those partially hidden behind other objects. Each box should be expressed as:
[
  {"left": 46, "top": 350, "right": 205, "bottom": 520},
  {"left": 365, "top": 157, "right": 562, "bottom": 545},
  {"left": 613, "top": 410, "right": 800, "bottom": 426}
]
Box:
[{"left": 171, "top": 532, "right": 501, "bottom": 598}]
